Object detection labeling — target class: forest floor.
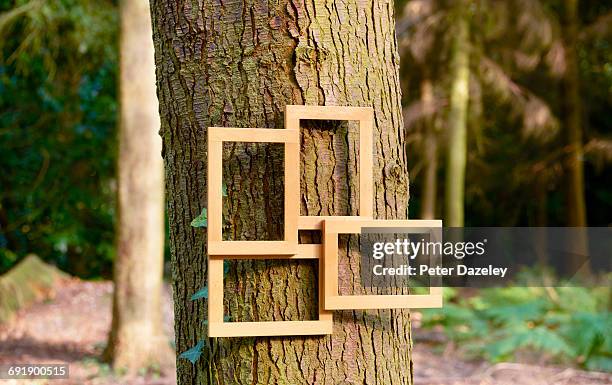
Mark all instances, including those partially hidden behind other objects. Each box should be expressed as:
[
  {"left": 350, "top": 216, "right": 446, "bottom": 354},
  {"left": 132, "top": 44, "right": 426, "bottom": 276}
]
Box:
[{"left": 0, "top": 279, "right": 610, "bottom": 385}]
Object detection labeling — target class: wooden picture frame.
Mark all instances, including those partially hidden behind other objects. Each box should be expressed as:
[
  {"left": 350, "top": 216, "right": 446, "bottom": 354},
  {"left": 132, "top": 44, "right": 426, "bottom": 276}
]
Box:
[
  {"left": 285, "top": 105, "right": 374, "bottom": 231},
  {"left": 205, "top": 106, "right": 443, "bottom": 337},
  {"left": 208, "top": 244, "right": 333, "bottom": 337},
  {"left": 207, "top": 127, "right": 300, "bottom": 256},
  {"left": 322, "top": 219, "right": 443, "bottom": 310}
]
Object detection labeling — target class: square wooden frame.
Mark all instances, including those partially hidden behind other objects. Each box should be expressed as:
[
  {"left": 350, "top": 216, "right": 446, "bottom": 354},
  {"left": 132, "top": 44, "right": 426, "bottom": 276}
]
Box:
[
  {"left": 207, "top": 127, "right": 300, "bottom": 256},
  {"left": 323, "top": 219, "right": 443, "bottom": 310},
  {"left": 208, "top": 244, "right": 333, "bottom": 337},
  {"left": 206, "top": 106, "right": 437, "bottom": 336},
  {"left": 285, "top": 105, "right": 374, "bottom": 231}
]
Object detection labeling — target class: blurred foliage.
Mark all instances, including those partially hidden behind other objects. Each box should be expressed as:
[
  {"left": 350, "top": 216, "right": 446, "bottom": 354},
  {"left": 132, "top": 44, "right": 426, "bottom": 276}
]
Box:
[
  {"left": 398, "top": 0, "right": 612, "bottom": 226},
  {"left": 0, "top": 0, "right": 118, "bottom": 277},
  {"left": 0, "top": 0, "right": 609, "bottom": 280},
  {"left": 421, "top": 275, "right": 612, "bottom": 371}
]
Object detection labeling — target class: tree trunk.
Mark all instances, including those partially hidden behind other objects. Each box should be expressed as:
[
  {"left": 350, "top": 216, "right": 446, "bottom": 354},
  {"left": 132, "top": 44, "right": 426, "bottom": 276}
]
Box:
[
  {"left": 534, "top": 180, "right": 548, "bottom": 265},
  {"left": 562, "top": 0, "right": 587, "bottom": 228},
  {"left": 150, "top": 1, "right": 412, "bottom": 384},
  {"left": 561, "top": 0, "right": 589, "bottom": 275},
  {"left": 105, "top": 0, "right": 172, "bottom": 371},
  {"left": 444, "top": 12, "right": 470, "bottom": 227},
  {"left": 420, "top": 78, "right": 438, "bottom": 220}
]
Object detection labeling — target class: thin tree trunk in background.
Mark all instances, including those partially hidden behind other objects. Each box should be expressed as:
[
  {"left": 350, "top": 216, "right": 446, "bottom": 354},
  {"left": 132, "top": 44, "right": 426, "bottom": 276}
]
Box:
[
  {"left": 420, "top": 78, "right": 438, "bottom": 219},
  {"left": 535, "top": 180, "right": 548, "bottom": 265},
  {"left": 562, "top": 0, "right": 590, "bottom": 275},
  {"left": 150, "top": 1, "right": 412, "bottom": 383},
  {"left": 105, "top": 0, "right": 172, "bottom": 371},
  {"left": 562, "top": 0, "right": 587, "bottom": 229},
  {"left": 445, "top": 12, "right": 470, "bottom": 227}
]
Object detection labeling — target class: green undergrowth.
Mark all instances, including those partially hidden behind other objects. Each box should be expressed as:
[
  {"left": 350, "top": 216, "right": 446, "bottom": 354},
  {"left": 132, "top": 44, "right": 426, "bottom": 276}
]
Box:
[{"left": 419, "top": 273, "right": 611, "bottom": 372}]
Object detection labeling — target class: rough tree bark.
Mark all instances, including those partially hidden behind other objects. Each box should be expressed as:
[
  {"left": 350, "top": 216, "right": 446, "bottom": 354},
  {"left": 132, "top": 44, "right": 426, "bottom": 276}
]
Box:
[
  {"left": 150, "top": 1, "right": 412, "bottom": 384},
  {"left": 105, "top": 0, "right": 172, "bottom": 371},
  {"left": 444, "top": 9, "right": 469, "bottom": 227}
]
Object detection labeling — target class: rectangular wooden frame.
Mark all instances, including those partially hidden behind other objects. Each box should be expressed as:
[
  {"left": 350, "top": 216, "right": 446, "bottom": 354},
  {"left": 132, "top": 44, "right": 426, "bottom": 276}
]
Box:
[
  {"left": 323, "top": 219, "right": 443, "bottom": 310},
  {"left": 285, "top": 105, "right": 374, "bottom": 231},
  {"left": 208, "top": 244, "right": 333, "bottom": 337},
  {"left": 207, "top": 127, "right": 300, "bottom": 256}
]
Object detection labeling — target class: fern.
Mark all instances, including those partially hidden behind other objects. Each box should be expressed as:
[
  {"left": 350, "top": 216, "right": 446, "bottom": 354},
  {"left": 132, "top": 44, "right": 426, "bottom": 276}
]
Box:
[{"left": 420, "top": 285, "right": 612, "bottom": 371}]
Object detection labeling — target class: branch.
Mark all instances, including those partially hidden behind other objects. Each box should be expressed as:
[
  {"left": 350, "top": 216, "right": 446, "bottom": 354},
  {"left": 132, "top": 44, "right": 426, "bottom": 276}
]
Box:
[{"left": 478, "top": 56, "right": 559, "bottom": 141}]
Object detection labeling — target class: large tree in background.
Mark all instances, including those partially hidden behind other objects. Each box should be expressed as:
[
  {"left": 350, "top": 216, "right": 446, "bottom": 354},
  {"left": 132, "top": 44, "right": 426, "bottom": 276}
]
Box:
[
  {"left": 150, "top": 0, "right": 413, "bottom": 384},
  {"left": 105, "top": 0, "right": 172, "bottom": 371}
]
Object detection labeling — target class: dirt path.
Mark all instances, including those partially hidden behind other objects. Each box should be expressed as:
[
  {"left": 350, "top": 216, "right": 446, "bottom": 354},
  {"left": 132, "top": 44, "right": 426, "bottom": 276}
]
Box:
[
  {"left": 0, "top": 280, "right": 609, "bottom": 385},
  {"left": 0, "top": 280, "right": 175, "bottom": 385}
]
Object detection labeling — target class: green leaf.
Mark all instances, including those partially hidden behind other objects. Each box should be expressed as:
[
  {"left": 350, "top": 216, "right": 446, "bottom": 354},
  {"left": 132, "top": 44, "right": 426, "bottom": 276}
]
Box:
[
  {"left": 483, "top": 337, "right": 519, "bottom": 361},
  {"left": 191, "top": 286, "right": 208, "bottom": 300},
  {"left": 585, "top": 355, "right": 612, "bottom": 372},
  {"left": 222, "top": 183, "right": 228, "bottom": 197},
  {"left": 190, "top": 208, "right": 207, "bottom": 228},
  {"left": 559, "top": 311, "right": 610, "bottom": 358},
  {"left": 223, "top": 260, "right": 230, "bottom": 275},
  {"left": 482, "top": 299, "right": 549, "bottom": 324},
  {"left": 527, "top": 326, "right": 575, "bottom": 357},
  {"left": 179, "top": 340, "right": 206, "bottom": 364},
  {"left": 224, "top": 315, "right": 231, "bottom": 322}
]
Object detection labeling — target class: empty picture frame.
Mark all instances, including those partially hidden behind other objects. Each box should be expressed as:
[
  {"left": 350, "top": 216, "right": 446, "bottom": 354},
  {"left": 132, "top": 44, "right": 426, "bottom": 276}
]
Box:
[
  {"left": 207, "top": 127, "right": 300, "bottom": 256},
  {"left": 285, "top": 105, "right": 374, "bottom": 231},
  {"left": 322, "top": 219, "right": 443, "bottom": 310},
  {"left": 208, "top": 244, "right": 333, "bottom": 337}
]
